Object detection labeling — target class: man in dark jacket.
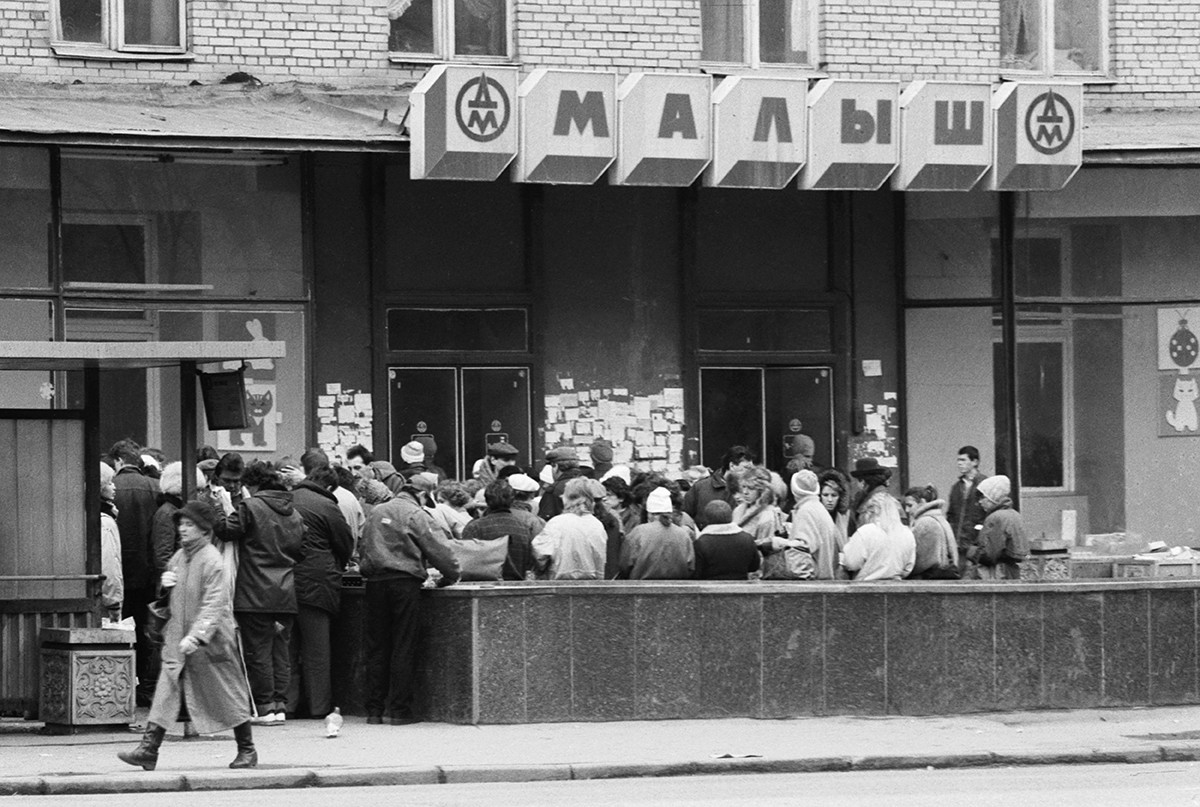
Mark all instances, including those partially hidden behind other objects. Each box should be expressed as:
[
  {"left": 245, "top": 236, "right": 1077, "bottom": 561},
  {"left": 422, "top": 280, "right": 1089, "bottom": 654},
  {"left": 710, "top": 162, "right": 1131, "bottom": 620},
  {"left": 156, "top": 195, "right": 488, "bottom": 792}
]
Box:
[
  {"left": 682, "top": 445, "right": 755, "bottom": 529},
  {"left": 946, "top": 445, "right": 989, "bottom": 578},
  {"left": 537, "top": 446, "right": 586, "bottom": 520},
  {"left": 287, "top": 464, "right": 354, "bottom": 719},
  {"left": 460, "top": 479, "right": 540, "bottom": 580},
  {"left": 215, "top": 461, "right": 305, "bottom": 724},
  {"left": 359, "top": 477, "right": 460, "bottom": 725},
  {"left": 109, "top": 438, "right": 161, "bottom": 705}
]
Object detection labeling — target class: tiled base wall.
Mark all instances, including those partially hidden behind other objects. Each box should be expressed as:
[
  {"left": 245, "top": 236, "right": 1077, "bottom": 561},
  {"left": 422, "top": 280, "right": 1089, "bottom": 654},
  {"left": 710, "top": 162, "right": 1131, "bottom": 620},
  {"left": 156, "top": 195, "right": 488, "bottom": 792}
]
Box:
[{"left": 403, "top": 582, "right": 1200, "bottom": 724}]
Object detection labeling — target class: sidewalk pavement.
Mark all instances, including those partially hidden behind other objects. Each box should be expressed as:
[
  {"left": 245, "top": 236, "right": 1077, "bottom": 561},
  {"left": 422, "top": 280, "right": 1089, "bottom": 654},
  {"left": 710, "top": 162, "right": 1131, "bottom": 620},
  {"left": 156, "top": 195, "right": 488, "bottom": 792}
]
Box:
[{"left": 4, "top": 705, "right": 1200, "bottom": 796}]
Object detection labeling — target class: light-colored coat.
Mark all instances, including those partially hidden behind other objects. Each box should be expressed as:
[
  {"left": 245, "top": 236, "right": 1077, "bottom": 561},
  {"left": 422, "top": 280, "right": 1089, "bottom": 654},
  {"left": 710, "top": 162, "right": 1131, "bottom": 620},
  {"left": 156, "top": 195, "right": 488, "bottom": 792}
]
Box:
[{"left": 148, "top": 538, "right": 252, "bottom": 734}]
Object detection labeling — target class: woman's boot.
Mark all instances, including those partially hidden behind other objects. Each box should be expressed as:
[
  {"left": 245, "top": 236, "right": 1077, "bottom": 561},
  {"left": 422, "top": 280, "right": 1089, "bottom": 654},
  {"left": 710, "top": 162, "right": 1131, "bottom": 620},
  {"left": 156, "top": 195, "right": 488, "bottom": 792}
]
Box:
[
  {"left": 117, "top": 723, "right": 167, "bottom": 771},
  {"left": 229, "top": 722, "right": 258, "bottom": 769}
]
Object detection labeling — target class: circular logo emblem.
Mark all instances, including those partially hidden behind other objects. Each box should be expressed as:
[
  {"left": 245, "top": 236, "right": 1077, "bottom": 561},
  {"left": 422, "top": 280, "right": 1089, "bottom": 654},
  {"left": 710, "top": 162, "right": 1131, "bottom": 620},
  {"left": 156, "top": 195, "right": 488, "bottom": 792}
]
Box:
[
  {"left": 788, "top": 419, "right": 803, "bottom": 433},
  {"left": 1024, "top": 90, "right": 1075, "bottom": 156},
  {"left": 455, "top": 74, "right": 511, "bottom": 143},
  {"left": 416, "top": 421, "right": 427, "bottom": 433},
  {"left": 491, "top": 419, "right": 503, "bottom": 432}
]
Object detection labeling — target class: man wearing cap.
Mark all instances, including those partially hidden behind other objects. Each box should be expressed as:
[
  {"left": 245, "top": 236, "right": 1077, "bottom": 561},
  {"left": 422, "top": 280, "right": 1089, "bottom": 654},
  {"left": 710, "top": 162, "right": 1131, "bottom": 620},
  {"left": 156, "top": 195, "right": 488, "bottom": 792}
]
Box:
[
  {"left": 359, "top": 473, "right": 460, "bottom": 725},
  {"left": 472, "top": 442, "right": 520, "bottom": 487},
  {"left": 589, "top": 439, "right": 614, "bottom": 479},
  {"left": 975, "top": 475, "right": 1029, "bottom": 580},
  {"left": 682, "top": 445, "right": 756, "bottom": 530},
  {"left": 506, "top": 472, "right": 544, "bottom": 525},
  {"left": 946, "top": 445, "right": 990, "bottom": 577},
  {"left": 538, "top": 446, "right": 585, "bottom": 520}
]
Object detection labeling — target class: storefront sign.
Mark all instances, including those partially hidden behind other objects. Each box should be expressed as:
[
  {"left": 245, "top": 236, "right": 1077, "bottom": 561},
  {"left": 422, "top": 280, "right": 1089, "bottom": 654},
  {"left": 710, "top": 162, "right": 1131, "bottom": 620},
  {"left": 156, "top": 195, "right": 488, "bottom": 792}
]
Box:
[
  {"left": 705, "top": 76, "right": 807, "bottom": 190},
  {"left": 411, "top": 64, "right": 519, "bottom": 181},
  {"left": 799, "top": 80, "right": 899, "bottom": 190},
  {"left": 894, "top": 81, "right": 993, "bottom": 191},
  {"left": 515, "top": 69, "right": 616, "bottom": 185},
  {"left": 409, "top": 67, "right": 1083, "bottom": 192},
  {"left": 988, "top": 82, "right": 1082, "bottom": 191},
  {"left": 612, "top": 73, "right": 712, "bottom": 187}
]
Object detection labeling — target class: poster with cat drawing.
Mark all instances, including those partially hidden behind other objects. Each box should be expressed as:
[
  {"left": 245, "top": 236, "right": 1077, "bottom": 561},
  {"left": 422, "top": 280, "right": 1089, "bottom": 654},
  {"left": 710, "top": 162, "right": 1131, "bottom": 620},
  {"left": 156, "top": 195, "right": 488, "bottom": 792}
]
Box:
[
  {"left": 1158, "top": 307, "right": 1199, "bottom": 437},
  {"left": 218, "top": 383, "right": 277, "bottom": 451}
]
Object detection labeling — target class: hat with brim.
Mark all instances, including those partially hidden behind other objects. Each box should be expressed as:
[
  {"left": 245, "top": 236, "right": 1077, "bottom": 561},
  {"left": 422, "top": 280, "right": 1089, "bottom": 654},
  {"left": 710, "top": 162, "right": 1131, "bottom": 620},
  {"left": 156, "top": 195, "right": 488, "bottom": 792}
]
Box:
[
  {"left": 400, "top": 441, "right": 425, "bottom": 464},
  {"left": 546, "top": 446, "right": 578, "bottom": 463},
  {"left": 507, "top": 473, "right": 540, "bottom": 493},
  {"left": 850, "top": 457, "right": 892, "bottom": 479},
  {"left": 487, "top": 442, "right": 519, "bottom": 458},
  {"left": 173, "top": 500, "right": 219, "bottom": 533}
]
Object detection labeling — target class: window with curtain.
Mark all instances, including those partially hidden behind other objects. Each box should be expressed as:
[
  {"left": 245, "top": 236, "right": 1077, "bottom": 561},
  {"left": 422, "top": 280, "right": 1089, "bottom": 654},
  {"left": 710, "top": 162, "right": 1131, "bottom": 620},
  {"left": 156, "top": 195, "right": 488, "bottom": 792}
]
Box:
[
  {"left": 389, "top": 0, "right": 510, "bottom": 59},
  {"left": 702, "top": 0, "right": 814, "bottom": 67},
  {"left": 52, "top": 0, "right": 185, "bottom": 54},
  {"left": 1000, "top": 0, "right": 1104, "bottom": 74}
]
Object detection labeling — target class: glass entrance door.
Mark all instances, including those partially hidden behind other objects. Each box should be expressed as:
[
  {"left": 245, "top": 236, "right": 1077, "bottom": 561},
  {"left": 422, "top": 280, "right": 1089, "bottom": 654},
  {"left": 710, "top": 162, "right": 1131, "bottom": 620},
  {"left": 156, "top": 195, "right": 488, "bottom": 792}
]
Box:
[
  {"left": 388, "top": 366, "right": 532, "bottom": 480},
  {"left": 699, "top": 366, "right": 834, "bottom": 474}
]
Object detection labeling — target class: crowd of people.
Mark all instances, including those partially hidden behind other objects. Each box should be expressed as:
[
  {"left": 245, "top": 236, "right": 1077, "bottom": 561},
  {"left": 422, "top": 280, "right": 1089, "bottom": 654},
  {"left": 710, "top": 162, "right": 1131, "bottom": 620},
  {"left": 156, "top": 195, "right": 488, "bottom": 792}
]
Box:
[{"left": 100, "top": 434, "right": 1029, "bottom": 771}]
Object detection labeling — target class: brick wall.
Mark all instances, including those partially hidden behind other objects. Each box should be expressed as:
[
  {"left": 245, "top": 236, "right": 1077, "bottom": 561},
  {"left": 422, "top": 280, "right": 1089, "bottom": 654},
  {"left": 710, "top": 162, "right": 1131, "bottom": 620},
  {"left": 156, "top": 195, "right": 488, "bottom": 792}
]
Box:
[{"left": 0, "top": 0, "right": 1196, "bottom": 110}]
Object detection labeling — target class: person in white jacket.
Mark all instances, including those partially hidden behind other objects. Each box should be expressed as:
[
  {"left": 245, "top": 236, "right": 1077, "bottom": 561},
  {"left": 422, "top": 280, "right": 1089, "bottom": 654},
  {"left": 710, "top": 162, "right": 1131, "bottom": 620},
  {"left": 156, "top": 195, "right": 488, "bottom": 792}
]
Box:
[
  {"left": 99, "top": 463, "right": 124, "bottom": 620},
  {"left": 840, "top": 491, "right": 915, "bottom": 581}
]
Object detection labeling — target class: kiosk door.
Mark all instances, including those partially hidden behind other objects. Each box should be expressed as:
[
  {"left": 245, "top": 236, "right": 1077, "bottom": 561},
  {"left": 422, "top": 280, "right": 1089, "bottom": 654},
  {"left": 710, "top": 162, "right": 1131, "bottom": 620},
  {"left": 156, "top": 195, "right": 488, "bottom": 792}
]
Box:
[{"left": 389, "top": 367, "right": 458, "bottom": 479}]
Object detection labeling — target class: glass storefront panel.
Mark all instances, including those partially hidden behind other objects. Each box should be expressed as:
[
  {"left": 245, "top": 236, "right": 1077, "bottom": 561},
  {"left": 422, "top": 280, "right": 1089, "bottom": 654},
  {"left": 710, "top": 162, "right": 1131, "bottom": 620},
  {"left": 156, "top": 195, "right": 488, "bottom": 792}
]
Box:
[
  {"left": 63, "top": 305, "right": 306, "bottom": 463},
  {"left": 60, "top": 151, "right": 304, "bottom": 299},
  {"left": 0, "top": 147, "right": 51, "bottom": 290},
  {"left": 905, "top": 191, "right": 997, "bottom": 300},
  {"left": 0, "top": 299, "right": 54, "bottom": 409}
]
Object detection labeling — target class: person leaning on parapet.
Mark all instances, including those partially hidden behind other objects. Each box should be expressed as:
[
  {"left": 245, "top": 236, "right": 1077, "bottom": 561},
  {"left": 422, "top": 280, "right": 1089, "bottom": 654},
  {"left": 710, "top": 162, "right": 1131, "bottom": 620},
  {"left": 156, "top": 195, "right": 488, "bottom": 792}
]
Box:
[
  {"left": 789, "top": 469, "right": 841, "bottom": 580},
  {"left": 946, "top": 445, "right": 989, "bottom": 578},
  {"left": 840, "top": 493, "right": 915, "bottom": 581},
  {"left": 118, "top": 501, "right": 258, "bottom": 772},
  {"left": 358, "top": 471, "right": 460, "bottom": 725},
  {"left": 619, "top": 486, "right": 695, "bottom": 580},
  {"left": 682, "top": 445, "right": 756, "bottom": 530},
  {"left": 461, "top": 479, "right": 540, "bottom": 580},
  {"left": 109, "top": 438, "right": 160, "bottom": 706},
  {"left": 471, "top": 440, "right": 520, "bottom": 486},
  {"left": 537, "top": 446, "right": 586, "bottom": 520},
  {"left": 694, "top": 500, "right": 761, "bottom": 580},
  {"left": 975, "top": 475, "right": 1029, "bottom": 581},
  {"left": 531, "top": 477, "right": 608, "bottom": 580},
  {"left": 902, "top": 485, "right": 960, "bottom": 580}
]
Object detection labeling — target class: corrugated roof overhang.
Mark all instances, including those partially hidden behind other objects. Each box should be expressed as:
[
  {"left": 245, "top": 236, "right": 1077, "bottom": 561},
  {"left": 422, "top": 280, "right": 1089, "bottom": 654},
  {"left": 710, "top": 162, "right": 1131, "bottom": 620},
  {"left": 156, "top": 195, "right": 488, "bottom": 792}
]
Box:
[{"left": 0, "top": 80, "right": 411, "bottom": 152}]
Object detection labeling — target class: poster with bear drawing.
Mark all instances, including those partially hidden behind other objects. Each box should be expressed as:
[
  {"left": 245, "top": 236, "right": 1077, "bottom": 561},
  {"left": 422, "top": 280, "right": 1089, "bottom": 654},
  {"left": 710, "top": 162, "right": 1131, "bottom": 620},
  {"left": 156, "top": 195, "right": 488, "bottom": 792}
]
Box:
[{"left": 1158, "top": 307, "right": 1200, "bottom": 438}]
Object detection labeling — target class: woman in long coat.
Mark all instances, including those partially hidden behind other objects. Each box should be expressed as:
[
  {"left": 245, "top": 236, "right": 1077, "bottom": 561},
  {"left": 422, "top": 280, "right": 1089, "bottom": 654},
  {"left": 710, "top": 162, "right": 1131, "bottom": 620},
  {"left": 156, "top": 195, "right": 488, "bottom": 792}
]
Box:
[{"left": 118, "top": 501, "right": 257, "bottom": 771}]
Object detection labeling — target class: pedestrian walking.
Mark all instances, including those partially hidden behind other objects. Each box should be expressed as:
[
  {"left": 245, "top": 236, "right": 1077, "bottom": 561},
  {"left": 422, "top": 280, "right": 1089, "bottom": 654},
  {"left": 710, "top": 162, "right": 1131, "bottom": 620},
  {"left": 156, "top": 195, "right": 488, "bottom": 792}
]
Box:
[{"left": 118, "top": 501, "right": 257, "bottom": 771}]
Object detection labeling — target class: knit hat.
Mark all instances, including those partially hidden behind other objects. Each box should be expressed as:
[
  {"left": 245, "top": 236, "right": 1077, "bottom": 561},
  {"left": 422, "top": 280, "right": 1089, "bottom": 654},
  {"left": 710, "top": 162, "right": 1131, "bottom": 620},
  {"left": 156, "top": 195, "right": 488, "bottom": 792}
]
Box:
[
  {"left": 790, "top": 469, "right": 820, "bottom": 499},
  {"left": 599, "top": 465, "right": 631, "bottom": 486},
  {"left": 173, "top": 500, "right": 219, "bottom": 533},
  {"left": 977, "top": 475, "right": 1011, "bottom": 503},
  {"left": 100, "top": 462, "right": 115, "bottom": 487},
  {"left": 415, "top": 434, "right": 437, "bottom": 456},
  {"left": 590, "top": 440, "right": 614, "bottom": 464},
  {"left": 507, "top": 473, "right": 540, "bottom": 493},
  {"left": 645, "top": 487, "right": 674, "bottom": 514},
  {"left": 539, "top": 464, "right": 555, "bottom": 485},
  {"left": 400, "top": 440, "right": 425, "bottom": 464},
  {"left": 356, "top": 477, "right": 393, "bottom": 505},
  {"left": 140, "top": 453, "right": 162, "bottom": 472}
]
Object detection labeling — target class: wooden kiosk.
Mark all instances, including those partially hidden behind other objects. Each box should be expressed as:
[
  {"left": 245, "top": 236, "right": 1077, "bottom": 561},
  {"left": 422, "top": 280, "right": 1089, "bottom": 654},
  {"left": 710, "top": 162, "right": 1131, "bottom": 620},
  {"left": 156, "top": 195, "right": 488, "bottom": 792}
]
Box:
[{"left": 0, "top": 340, "right": 284, "bottom": 722}]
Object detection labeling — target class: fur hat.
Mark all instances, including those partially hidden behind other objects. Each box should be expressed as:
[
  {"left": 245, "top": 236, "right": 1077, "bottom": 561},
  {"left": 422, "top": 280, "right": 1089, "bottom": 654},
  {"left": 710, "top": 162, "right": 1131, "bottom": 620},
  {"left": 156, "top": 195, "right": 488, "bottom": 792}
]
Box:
[
  {"left": 977, "top": 475, "right": 1011, "bottom": 503},
  {"left": 790, "top": 469, "right": 820, "bottom": 499},
  {"left": 645, "top": 487, "right": 674, "bottom": 514},
  {"left": 173, "top": 500, "right": 219, "bottom": 533},
  {"left": 400, "top": 440, "right": 425, "bottom": 464}
]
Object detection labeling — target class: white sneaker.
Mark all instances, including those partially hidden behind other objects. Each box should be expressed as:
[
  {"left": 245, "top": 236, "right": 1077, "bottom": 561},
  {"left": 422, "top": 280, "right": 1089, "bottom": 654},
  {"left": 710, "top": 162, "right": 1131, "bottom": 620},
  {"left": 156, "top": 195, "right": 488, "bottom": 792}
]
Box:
[
  {"left": 251, "top": 712, "right": 277, "bottom": 726},
  {"left": 273, "top": 712, "right": 286, "bottom": 724}
]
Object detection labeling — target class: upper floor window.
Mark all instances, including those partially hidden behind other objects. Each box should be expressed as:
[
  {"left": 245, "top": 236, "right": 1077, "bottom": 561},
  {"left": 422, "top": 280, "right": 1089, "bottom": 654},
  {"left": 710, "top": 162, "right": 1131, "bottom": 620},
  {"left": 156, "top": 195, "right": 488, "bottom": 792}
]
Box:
[
  {"left": 388, "top": 0, "right": 511, "bottom": 61},
  {"left": 701, "top": 0, "right": 815, "bottom": 69},
  {"left": 52, "top": 0, "right": 186, "bottom": 57},
  {"left": 1000, "top": 0, "right": 1105, "bottom": 75}
]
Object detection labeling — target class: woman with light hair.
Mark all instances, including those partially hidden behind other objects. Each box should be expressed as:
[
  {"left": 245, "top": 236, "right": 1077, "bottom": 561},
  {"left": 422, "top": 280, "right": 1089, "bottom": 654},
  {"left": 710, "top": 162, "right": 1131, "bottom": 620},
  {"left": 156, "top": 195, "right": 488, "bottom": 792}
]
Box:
[
  {"left": 730, "top": 465, "right": 787, "bottom": 547},
  {"left": 531, "top": 477, "right": 607, "bottom": 579},
  {"left": 840, "top": 492, "right": 915, "bottom": 581},
  {"left": 100, "top": 463, "right": 123, "bottom": 620}
]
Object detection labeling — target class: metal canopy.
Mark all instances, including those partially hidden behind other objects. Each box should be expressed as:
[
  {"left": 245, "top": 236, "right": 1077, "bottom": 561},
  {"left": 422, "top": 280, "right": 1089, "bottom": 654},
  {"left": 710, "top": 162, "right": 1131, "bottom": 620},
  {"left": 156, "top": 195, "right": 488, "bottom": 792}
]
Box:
[{"left": 0, "top": 340, "right": 286, "bottom": 370}]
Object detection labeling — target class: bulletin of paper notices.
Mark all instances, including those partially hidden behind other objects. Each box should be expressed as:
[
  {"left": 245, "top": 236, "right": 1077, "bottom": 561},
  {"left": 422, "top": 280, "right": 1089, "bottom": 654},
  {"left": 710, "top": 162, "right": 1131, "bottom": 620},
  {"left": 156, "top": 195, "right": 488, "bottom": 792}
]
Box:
[
  {"left": 543, "top": 382, "right": 686, "bottom": 473},
  {"left": 316, "top": 382, "right": 373, "bottom": 459}
]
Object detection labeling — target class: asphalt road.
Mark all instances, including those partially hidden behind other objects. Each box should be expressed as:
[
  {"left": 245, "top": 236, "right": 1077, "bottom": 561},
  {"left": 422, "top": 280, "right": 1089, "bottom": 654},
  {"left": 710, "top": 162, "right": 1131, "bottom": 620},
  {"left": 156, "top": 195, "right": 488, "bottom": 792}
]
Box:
[{"left": 13, "top": 764, "right": 1200, "bottom": 806}]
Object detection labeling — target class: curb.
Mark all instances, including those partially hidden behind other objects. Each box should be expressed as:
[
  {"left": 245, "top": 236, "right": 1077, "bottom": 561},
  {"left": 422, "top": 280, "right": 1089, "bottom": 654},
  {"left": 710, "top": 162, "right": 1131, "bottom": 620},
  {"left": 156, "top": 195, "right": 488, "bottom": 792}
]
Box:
[{"left": 3, "top": 745, "right": 1200, "bottom": 797}]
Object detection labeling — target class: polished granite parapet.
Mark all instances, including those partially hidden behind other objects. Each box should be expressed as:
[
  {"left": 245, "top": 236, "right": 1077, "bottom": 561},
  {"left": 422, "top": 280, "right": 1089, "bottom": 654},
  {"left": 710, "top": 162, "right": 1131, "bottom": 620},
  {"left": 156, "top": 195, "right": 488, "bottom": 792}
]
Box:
[{"left": 333, "top": 579, "right": 1200, "bottom": 723}]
